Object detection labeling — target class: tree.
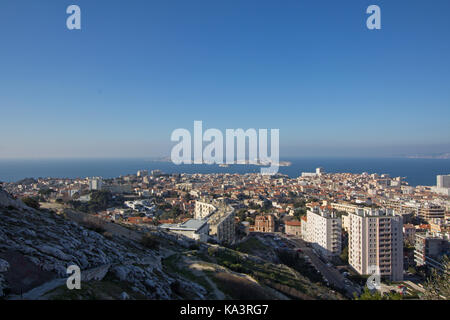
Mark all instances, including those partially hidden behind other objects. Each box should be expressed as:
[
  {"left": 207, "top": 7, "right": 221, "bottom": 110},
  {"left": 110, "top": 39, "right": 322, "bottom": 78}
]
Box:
[
  {"left": 38, "top": 188, "right": 54, "bottom": 197},
  {"left": 293, "top": 200, "right": 306, "bottom": 209},
  {"left": 354, "top": 287, "right": 383, "bottom": 300},
  {"left": 407, "top": 266, "right": 417, "bottom": 275},
  {"left": 141, "top": 233, "right": 160, "bottom": 250},
  {"left": 245, "top": 217, "right": 254, "bottom": 225},
  {"left": 293, "top": 207, "right": 306, "bottom": 220},
  {"left": 21, "top": 197, "right": 40, "bottom": 209},
  {"left": 69, "top": 190, "right": 122, "bottom": 213},
  {"left": 354, "top": 287, "right": 402, "bottom": 300},
  {"left": 340, "top": 246, "right": 349, "bottom": 263},
  {"left": 421, "top": 256, "right": 450, "bottom": 300},
  {"left": 236, "top": 209, "right": 247, "bottom": 222},
  {"left": 184, "top": 193, "right": 192, "bottom": 201}
]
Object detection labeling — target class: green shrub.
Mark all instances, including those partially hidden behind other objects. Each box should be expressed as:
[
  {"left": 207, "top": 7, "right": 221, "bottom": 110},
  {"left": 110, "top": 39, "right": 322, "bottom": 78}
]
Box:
[
  {"left": 141, "top": 233, "right": 160, "bottom": 250},
  {"left": 208, "top": 247, "right": 218, "bottom": 256},
  {"left": 189, "top": 243, "right": 200, "bottom": 250},
  {"left": 81, "top": 217, "right": 106, "bottom": 233},
  {"left": 22, "top": 197, "right": 40, "bottom": 209}
]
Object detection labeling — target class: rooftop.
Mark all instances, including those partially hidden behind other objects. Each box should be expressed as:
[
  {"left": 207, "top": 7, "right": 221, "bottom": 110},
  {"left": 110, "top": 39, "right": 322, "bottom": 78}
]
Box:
[{"left": 160, "top": 219, "right": 207, "bottom": 232}]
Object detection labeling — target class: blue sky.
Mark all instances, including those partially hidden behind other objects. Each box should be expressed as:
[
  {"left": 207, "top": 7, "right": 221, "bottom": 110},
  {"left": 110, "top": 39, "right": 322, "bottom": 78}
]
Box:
[{"left": 0, "top": 0, "right": 449, "bottom": 158}]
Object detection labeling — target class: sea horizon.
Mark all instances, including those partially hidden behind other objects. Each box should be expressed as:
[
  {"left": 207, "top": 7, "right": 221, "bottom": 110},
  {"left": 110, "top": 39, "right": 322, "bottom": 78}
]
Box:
[{"left": 0, "top": 157, "right": 449, "bottom": 187}]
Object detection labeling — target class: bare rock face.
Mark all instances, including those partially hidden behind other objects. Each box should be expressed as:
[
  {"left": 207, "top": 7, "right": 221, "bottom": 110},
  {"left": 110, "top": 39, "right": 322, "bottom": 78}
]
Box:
[
  {"left": 0, "top": 258, "right": 9, "bottom": 272},
  {"left": 0, "top": 189, "right": 27, "bottom": 210},
  {"left": 0, "top": 189, "right": 177, "bottom": 299},
  {"left": 0, "top": 258, "right": 9, "bottom": 297}
]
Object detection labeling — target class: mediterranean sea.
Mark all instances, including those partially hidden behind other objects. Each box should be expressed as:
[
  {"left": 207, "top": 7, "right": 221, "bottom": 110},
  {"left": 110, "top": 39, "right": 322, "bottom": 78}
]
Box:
[{"left": 0, "top": 158, "right": 449, "bottom": 187}]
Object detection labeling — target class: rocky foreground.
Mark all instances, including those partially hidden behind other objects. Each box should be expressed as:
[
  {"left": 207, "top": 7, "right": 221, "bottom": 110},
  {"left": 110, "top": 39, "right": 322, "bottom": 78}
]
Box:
[
  {"left": 0, "top": 188, "right": 207, "bottom": 299},
  {"left": 0, "top": 188, "right": 342, "bottom": 300}
]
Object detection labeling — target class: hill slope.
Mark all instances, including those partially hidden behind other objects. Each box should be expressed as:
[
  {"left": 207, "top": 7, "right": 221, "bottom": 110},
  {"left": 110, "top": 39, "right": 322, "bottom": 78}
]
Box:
[{"left": 0, "top": 188, "right": 343, "bottom": 300}]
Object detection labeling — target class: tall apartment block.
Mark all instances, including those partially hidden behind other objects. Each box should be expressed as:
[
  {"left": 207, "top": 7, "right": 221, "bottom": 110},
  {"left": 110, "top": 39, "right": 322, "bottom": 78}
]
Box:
[
  {"left": 437, "top": 174, "right": 450, "bottom": 188},
  {"left": 305, "top": 206, "right": 342, "bottom": 259},
  {"left": 348, "top": 208, "right": 403, "bottom": 281},
  {"left": 88, "top": 177, "right": 103, "bottom": 191},
  {"left": 416, "top": 203, "right": 446, "bottom": 221},
  {"left": 433, "top": 175, "right": 450, "bottom": 197},
  {"left": 194, "top": 200, "right": 217, "bottom": 220},
  {"left": 194, "top": 199, "right": 235, "bottom": 244},
  {"left": 414, "top": 233, "right": 449, "bottom": 271}
]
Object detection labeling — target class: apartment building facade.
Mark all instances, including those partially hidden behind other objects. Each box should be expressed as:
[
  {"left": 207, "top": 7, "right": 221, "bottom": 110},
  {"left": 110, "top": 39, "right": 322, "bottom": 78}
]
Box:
[
  {"left": 331, "top": 202, "right": 359, "bottom": 215},
  {"left": 88, "top": 177, "right": 103, "bottom": 191},
  {"left": 194, "top": 200, "right": 217, "bottom": 220},
  {"left": 285, "top": 220, "right": 302, "bottom": 237},
  {"left": 416, "top": 204, "right": 445, "bottom": 221},
  {"left": 208, "top": 204, "right": 235, "bottom": 244},
  {"left": 193, "top": 199, "right": 235, "bottom": 244},
  {"left": 414, "top": 233, "right": 449, "bottom": 271},
  {"left": 403, "top": 223, "right": 416, "bottom": 244},
  {"left": 305, "top": 207, "right": 342, "bottom": 259},
  {"left": 348, "top": 208, "right": 403, "bottom": 281},
  {"left": 300, "top": 216, "right": 307, "bottom": 239},
  {"left": 254, "top": 215, "right": 275, "bottom": 233}
]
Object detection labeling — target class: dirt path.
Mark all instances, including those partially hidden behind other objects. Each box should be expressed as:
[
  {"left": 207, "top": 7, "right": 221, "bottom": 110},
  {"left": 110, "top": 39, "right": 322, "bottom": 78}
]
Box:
[
  {"left": 8, "top": 264, "right": 111, "bottom": 300},
  {"left": 187, "top": 262, "right": 226, "bottom": 300}
]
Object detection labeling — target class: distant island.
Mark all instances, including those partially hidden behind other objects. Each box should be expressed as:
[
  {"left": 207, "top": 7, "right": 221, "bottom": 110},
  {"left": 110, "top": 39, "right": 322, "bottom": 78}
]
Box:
[
  {"left": 149, "top": 157, "right": 292, "bottom": 167},
  {"left": 405, "top": 152, "right": 450, "bottom": 159}
]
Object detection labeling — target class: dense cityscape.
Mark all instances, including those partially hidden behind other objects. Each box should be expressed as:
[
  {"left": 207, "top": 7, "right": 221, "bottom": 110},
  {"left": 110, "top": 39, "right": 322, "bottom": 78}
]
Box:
[
  {"left": 1, "top": 167, "right": 448, "bottom": 300},
  {"left": 1, "top": 1, "right": 449, "bottom": 314}
]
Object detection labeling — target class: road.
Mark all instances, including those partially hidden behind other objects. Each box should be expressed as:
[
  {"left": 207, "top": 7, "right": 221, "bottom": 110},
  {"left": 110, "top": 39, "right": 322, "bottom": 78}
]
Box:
[{"left": 282, "top": 235, "right": 361, "bottom": 298}]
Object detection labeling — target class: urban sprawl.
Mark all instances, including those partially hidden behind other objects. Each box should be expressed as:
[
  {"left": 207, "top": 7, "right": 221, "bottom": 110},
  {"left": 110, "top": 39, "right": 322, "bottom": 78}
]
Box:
[{"left": 2, "top": 168, "right": 449, "bottom": 298}]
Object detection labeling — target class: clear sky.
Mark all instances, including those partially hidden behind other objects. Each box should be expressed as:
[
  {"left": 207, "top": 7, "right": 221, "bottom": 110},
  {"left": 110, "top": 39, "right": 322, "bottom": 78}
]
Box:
[{"left": 1, "top": 0, "right": 449, "bottom": 158}]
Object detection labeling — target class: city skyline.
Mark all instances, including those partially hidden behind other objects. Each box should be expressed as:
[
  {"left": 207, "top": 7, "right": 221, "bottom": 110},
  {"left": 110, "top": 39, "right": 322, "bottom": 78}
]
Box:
[
  {"left": 1, "top": 0, "right": 450, "bottom": 159},
  {"left": 2, "top": 0, "right": 450, "bottom": 307}
]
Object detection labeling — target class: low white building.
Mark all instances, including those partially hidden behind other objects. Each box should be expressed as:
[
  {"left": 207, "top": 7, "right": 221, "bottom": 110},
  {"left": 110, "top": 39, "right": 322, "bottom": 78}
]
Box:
[{"left": 160, "top": 219, "right": 209, "bottom": 242}]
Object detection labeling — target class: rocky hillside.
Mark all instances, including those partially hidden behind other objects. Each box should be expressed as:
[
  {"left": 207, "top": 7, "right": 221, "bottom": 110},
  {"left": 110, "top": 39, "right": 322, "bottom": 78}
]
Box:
[
  {"left": 0, "top": 188, "right": 343, "bottom": 300},
  {"left": 0, "top": 188, "right": 204, "bottom": 299}
]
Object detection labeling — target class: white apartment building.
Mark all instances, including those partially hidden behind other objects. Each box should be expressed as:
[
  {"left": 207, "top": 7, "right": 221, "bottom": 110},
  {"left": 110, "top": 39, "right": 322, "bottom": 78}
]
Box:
[
  {"left": 160, "top": 219, "right": 209, "bottom": 242},
  {"left": 305, "top": 207, "right": 342, "bottom": 259},
  {"left": 433, "top": 174, "right": 450, "bottom": 196},
  {"left": 194, "top": 200, "right": 217, "bottom": 220},
  {"left": 437, "top": 174, "right": 450, "bottom": 188},
  {"left": 137, "top": 170, "right": 148, "bottom": 177},
  {"left": 300, "top": 216, "right": 308, "bottom": 239},
  {"left": 342, "top": 214, "right": 350, "bottom": 232},
  {"left": 208, "top": 204, "right": 235, "bottom": 244},
  {"left": 348, "top": 208, "right": 403, "bottom": 281},
  {"left": 194, "top": 199, "right": 235, "bottom": 244},
  {"left": 416, "top": 203, "right": 445, "bottom": 221},
  {"left": 331, "top": 202, "right": 359, "bottom": 215},
  {"left": 88, "top": 177, "right": 103, "bottom": 191}
]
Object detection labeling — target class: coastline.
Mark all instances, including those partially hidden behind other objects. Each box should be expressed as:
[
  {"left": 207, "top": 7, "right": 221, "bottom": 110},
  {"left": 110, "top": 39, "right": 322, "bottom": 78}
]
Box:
[{"left": 0, "top": 157, "right": 449, "bottom": 186}]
